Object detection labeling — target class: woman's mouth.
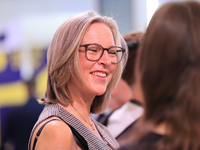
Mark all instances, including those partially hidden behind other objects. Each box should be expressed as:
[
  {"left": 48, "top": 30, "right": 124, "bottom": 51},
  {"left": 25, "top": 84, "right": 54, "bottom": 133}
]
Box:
[{"left": 92, "top": 72, "right": 107, "bottom": 77}]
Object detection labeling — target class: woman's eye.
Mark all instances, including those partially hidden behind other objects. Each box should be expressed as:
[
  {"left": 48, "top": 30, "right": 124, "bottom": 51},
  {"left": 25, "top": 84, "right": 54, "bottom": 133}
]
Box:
[
  {"left": 88, "top": 49, "right": 98, "bottom": 52},
  {"left": 109, "top": 50, "right": 117, "bottom": 55}
]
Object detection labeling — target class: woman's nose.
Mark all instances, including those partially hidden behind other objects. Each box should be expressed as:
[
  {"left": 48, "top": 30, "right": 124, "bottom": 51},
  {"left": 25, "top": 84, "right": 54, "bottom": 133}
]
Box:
[{"left": 98, "top": 51, "right": 112, "bottom": 66}]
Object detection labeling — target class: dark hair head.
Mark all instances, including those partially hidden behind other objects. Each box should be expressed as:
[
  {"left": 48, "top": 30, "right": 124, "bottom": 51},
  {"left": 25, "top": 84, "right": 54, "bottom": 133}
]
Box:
[
  {"left": 135, "top": 1, "right": 200, "bottom": 149},
  {"left": 122, "top": 31, "right": 144, "bottom": 86}
]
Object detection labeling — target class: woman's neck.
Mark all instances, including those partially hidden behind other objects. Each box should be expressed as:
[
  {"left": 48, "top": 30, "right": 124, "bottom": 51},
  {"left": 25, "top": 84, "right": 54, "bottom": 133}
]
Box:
[{"left": 67, "top": 78, "right": 96, "bottom": 106}]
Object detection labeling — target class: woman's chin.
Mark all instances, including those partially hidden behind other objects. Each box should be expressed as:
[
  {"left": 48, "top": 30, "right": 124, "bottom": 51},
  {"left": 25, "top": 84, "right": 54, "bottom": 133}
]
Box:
[{"left": 95, "top": 90, "right": 106, "bottom": 96}]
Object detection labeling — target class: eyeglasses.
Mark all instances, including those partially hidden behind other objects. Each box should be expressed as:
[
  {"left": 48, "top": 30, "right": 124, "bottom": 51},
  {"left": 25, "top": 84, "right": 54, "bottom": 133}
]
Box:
[{"left": 79, "top": 44, "right": 125, "bottom": 64}]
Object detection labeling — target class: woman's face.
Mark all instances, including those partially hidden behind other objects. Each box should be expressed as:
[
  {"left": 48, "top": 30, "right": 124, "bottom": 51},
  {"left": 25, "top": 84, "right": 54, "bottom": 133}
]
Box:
[{"left": 78, "top": 22, "right": 116, "bottom": 97}]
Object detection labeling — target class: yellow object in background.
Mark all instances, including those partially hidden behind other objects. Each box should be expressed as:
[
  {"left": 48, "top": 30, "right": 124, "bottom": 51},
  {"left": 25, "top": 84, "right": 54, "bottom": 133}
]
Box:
[
  {"left": 0, "top": 81, "right": 28, "bottom": 107},
  {"left": 0, "top": 67, "right": 47, "bottom": 107},
  {"left": 36, "top": 67, "right": 47, "bottom": 98},
  {"left": 0, "top": 52, "right": 7, "bottom": 72}
]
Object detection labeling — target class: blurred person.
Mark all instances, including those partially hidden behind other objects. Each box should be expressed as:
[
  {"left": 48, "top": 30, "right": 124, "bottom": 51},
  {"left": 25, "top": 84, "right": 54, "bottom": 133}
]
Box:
[
  {"left": 0, "top": 78, "right": 44, "bottom": 150},
  {"left": 119, "top": 1, "right": 200, "bottom": 150},
  {"left": 94, "top": 31, "right": 144, "bottom": 146},
  {"left": 106, "top": 31, "right": 144, "bottom": 146},
  {"left": 28, "top": 11, "right": 128, "bottom": 150},
  {"left": 109, "top": 78, "right": 132, "bottom": 112}
]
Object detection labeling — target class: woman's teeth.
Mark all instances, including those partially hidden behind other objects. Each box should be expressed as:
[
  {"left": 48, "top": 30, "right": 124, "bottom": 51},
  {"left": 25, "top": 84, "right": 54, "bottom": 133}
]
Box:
[{"left": 92, "top": 72, "right": 106, "bottom": 77}]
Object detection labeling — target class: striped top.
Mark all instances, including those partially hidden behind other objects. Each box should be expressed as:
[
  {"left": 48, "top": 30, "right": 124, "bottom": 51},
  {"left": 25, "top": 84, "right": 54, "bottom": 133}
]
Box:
[{"left": 28, "top": 104, "right": 119, "bottom": 150}]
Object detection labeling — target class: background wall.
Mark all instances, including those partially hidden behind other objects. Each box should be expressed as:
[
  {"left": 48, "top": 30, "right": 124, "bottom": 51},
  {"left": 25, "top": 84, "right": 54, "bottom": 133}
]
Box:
[{"left": 0, "top": 0, "right": 191, "bottom": 106}]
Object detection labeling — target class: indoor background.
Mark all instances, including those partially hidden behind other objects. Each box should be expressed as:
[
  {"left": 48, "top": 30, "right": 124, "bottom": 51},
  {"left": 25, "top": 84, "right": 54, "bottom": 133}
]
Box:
[{"left": 0, "top": 0, "right": 191, "bottom": 145}]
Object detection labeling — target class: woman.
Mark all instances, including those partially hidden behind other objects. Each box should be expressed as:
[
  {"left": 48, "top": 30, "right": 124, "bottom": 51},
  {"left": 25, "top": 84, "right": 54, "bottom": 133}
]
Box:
[
  {"left": 119, "top": 1, "right": 200, "bottom": 150},
  {"left": 29, "top": 11, "right": 128, "bottom": 150}
]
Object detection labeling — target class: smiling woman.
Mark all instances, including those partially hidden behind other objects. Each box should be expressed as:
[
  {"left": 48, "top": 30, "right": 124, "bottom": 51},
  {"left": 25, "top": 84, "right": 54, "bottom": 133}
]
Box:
[{"left": 28, "top": 11, "right": 128, "bottom": 150}]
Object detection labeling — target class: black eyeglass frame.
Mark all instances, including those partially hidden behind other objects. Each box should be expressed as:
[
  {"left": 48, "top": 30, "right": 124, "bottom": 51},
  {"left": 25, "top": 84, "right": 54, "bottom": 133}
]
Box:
[{"left": 79, "top": 44, "right": 125, "bottom": 64}]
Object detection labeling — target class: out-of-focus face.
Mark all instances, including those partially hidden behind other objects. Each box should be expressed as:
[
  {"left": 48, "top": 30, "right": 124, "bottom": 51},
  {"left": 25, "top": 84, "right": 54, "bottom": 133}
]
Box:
[
  {"left": 132, "top": 69, "right": 144, "bottom": 104},
  {"left": 109, "top": 78, "right": 132, "bottom": 111},
  {"left": 78, "top": 22, "right": 116, "bottom": 97}
]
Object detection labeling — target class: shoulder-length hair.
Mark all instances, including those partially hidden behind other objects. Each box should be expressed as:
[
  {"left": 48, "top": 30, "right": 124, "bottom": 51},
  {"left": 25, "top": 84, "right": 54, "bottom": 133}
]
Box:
[
  {"left": 40, "top": 11, "right": 128, "bottom": 114},
  {"left": 134, "top": 1, "right": 200, "bottom": 150}
]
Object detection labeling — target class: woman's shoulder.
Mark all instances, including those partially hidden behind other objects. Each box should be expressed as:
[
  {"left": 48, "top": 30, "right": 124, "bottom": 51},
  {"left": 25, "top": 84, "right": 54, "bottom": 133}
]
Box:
[
  {"left": 41, "top": 118, "right": 73, "bottom": 138},
  {"left": 31, "top": 117, "right": 77, "bottom": 150}
]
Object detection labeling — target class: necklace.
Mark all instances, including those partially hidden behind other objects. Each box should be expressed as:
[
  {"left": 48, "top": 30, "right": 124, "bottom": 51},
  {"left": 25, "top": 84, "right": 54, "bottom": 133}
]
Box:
[{"left": 70, "top": 103, "right": 95, "bottom": 131}]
